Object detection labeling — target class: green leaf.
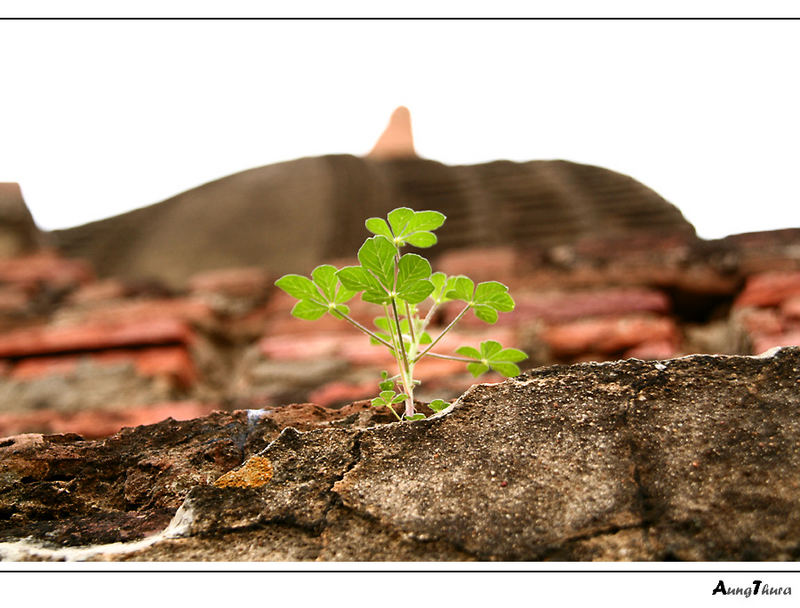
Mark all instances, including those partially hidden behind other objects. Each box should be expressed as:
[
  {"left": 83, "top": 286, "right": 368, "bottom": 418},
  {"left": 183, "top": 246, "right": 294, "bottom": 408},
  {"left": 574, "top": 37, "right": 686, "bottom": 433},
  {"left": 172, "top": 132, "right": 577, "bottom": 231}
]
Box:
[
  {"left": 387, "top": 207, "right": 415, "bottom": 236},
  {"left": 371, "top": 396, "right": 386, "bottom": 408},
  {"left": 474, "top": 281, "right": 515, "bottom": 312},
  {"left": 358, "top": 236, "right": 397, "bottom": 289},
  {"left": 404, "top": 231, "right": 437, "bottom": 248},
  {"left": 397, "top": 254, "right": 432, "bottom": 286},
  {"left": 311, "top": 265, "right": 338, "bottom": 301},
  {"left": 455, "top": 345, "right": 481, "bottom": 360},
  {"left": 474, "top": 342, "right": 528, "bottom": 378},
  {"left": 480, "top": 340, "right": 504, "bottom": 359},
  {"left": 429, "top": 399, "right": 450, "bottom": 413},
  {"left": 370, "top": 331, "right": 392, "bottom": 346},
  {"left": 473, "top": 305, "right": 499, "bottom": 324},
  {"left": 490, "top": 362, "right": 522, "bottom": 378},
  {"left": 419, "top": 331, "right": 432, "bottom": 345},
  {"left": 496, "top": 347, "right": 528, "bottom": 363},
  {"left": 407, "top": 210, "right": 445, "bottom": 232},
  {"left": 275, "top": 274, "right": 321, "bottom": 302},
  {"left": 337, "top": 266, "right": 383, "bottom": 293},
  {"left": 445, "top": 276, "right": 475, "bottom": 303},
  {"left": 392, "top": 393, "right": 409, "bottom": 404},
  {"left": 374, "top": 317, "right": 391, "bottom": 332},
  {"left": 291, "top": 299, "right": 328, "bottom": 320},
  {"left": 331, "top": 304, "right": 349, "bottom": 317},
  {"left": 405, "top": 413, "right": 426, "bottom": 421},
  {"left": 334, "top": 285, "right": 355, "bottom": 304},
  {"left": 379, "top": 390, "right": 397, "bottom": 402},
  {"left": 378, "top": 371, "right": 394, "bottom": 392},
  {"left": 363, "top": 290, "right": 391, "bottom": 305},
  {"left": 467, "top": 362, "right": 490, "bottom": 377},
  {"left": 397, "top": 279, "right": 434, "bottom": 305},
  {"left": 431, "top": 273, "right": 459, "bottom": 304},
  {"left": 365, "top": 217, "right": 393, "bottom": 239}
]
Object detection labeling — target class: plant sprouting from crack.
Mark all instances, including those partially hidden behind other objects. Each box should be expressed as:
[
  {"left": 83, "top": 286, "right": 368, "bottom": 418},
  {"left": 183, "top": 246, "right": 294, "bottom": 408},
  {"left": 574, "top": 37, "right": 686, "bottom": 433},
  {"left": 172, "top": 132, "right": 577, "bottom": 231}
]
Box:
[{"left": 275, "top": 207, "right": 527, "bottom": 420}]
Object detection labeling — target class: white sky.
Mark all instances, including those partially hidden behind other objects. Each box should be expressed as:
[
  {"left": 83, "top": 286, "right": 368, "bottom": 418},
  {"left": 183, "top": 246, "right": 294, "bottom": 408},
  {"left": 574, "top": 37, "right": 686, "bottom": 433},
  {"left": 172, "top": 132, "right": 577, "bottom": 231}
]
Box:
[{"left": 1, "top": 17, "right": 799, "bottom": 239}]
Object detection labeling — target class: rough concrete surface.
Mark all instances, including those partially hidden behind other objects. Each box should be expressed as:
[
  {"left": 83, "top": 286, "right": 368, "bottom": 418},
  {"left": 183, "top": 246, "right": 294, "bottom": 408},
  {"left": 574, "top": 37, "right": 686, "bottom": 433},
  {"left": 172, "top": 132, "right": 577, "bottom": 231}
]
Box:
[{"left": 1, "top": 348, "right": 798, "bottom": 561}]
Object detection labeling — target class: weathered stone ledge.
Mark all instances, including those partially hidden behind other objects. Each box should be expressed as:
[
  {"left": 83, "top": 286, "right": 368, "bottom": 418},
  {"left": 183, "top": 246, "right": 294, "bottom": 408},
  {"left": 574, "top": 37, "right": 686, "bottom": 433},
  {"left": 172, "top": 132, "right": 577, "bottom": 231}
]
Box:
[{"left": 1, "top": 347, "right": 798, "bottom": 561}]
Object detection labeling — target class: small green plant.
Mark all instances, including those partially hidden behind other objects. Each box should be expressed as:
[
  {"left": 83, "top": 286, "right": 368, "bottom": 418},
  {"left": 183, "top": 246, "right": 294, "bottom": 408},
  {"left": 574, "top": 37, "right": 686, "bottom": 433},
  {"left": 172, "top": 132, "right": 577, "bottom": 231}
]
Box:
[{"left": 275, "top": 207, "right": 527, "bottom": 420}]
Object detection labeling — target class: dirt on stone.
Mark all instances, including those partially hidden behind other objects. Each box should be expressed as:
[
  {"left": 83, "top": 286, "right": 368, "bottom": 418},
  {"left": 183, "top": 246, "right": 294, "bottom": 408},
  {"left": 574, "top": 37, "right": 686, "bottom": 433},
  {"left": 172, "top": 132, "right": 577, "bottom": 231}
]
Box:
[{"left": 1, "top": 348, "right": 798, "bottom": 561}]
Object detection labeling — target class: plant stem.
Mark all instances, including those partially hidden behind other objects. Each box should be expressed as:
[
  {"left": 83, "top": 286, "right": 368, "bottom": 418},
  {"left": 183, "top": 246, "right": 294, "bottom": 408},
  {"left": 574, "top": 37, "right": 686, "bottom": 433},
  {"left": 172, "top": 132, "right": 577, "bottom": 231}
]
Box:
[
  {"left": 421, "top": 301, "right": 439, "bottom": 332},
  {"left": 414, "top": 303, "right": 471, "bottom": 363},
  {"left": 333, "top": 311, "right": 394, "bottom": 350},
  {"left": 423, "top": 352, "right": 481, "bottom": 363},
  {"left": 390, "top": 297, "right": 415, "bottom": 416}
]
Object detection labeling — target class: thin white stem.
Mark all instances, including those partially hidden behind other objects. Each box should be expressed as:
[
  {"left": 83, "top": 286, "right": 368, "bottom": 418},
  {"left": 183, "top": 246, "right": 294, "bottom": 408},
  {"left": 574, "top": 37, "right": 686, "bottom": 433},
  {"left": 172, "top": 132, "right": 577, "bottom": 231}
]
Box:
[
  {"left": 414, "top": 303, "right": 471, "bottom": 364},
  {"left": 332, "top": 310, "right": 394, "bottom": 350},
  {"left": 423, "top": 352, "right": 481, "bottom": 363}
]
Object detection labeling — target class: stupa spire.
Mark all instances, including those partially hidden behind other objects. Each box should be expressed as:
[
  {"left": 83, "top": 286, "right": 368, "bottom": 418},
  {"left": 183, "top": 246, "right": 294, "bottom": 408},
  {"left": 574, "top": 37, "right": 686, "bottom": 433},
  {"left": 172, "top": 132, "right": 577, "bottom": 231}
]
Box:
[{"left": 367, "top": 106, "right": 416, "bottom": 159}]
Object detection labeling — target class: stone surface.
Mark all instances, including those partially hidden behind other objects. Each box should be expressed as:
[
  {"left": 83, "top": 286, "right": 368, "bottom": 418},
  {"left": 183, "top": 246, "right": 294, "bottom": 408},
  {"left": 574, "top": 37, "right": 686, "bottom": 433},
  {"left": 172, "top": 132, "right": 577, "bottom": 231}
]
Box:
[{"left": 1, "top": 347, "right": 798, "bottom": 561}]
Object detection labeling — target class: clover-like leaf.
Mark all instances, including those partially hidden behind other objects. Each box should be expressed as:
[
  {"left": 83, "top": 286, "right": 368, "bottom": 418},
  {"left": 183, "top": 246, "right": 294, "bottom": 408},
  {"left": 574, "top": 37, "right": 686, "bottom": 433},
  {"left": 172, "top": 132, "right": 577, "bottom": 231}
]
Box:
[
  {"left": 358, "top": 236, "right": 396, "bottom": 289},
  {"left": 362, "top": 289, "right": 392, "bottom": 305},
  {"left": 428, "top": 399, "right": 450, "bottom": 413},
  {"left": 378, "top": 371, "right": 395, "bottom": 392},
  {"left": 290, "top": 299, "right": 328, "bottom": 321},
  {"left": 445, "top": 276, "right": 475, "bottom": 303},
  {"left": 397, "top": 279, "right": 434, "bottom": 305},
  {"left": 430, "top": 272, "right": 459, "bottom": 304},
  {"left": 404, "top": 231, "right": 437, "bottom": 248},
  {"left": 275, "top": 274, "right": 322, "bottom": 302},
  {"left": 311, "top": 265, "right": 338, "bottom": 301},
  {"left": 455, "top": 345, "right": 481, "bottom": 360},
  {"left": 457, "top": 341, "right": 527, "bottom": 377},
  {"left": 408, "top": 210, "right": 446, "bottom": 233},
  {"left": 334, "top": 284, "right": 355, "bottom": 304},
  {"left": 473, "top": 305, "right": 499, "bottom": 324},
  {"left": 469, "top": 281, "right": 515, "bottom": 323},
  {"left": 379, "top": 207, "right": 446, "bottom": 250},
  {"left": 387, "top": 207, "right": 415, "bottom": 236},
  {"left": 365, "top": 217, "right": 393, "bottom": 240},
  {"left": 474, "top": 281, "right": 515, "bottom": 312},
  {"left": 337, "top": 266, "right": 382, "bottom": 293},
  {"left": 397, "top": 254, "right": 432, "bottom": 285},
  {"left": 466, "top": 362, "right": 490, "bottom": 377},
  {"left": 405, "top": 413, "right": 426, "bottom": 421}
]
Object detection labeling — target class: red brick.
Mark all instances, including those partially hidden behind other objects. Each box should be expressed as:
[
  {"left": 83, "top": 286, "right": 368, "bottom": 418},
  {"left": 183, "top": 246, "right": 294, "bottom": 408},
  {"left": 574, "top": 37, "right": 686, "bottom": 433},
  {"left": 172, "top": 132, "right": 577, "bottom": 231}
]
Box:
[
  {"left": 67, "top": 279, "right": 127, "bottom": 305},
  {"left": 443, "top": 287, "right": 670, "bottom": 327},
  {"left": 189, "top": 267, "right": 271, "bottom": 297},
  {"left": 624, "top": 340, "right": 680, "bottom": 360},
  {"left": 751, "top": 330, "right": 800, "bottom": 355},
  {"left": 541, "top": 315, "right": 679, "bottom": 357},
  {"left": 736, "top": 308, "right": 785, "bottom": 336},
  {"left": 11, "top": 355, "right": 82, "bottom": 380},
  {"left": 134, "top": 347, "right": 197, "bottom": 388},
  {"left": 0, "top": 401, "right": 216, "bottom": 439},
  {"left": 782, "top": 296, "right": 800, "bottom": 320},
  {"left": 735, "top": 271, "right": 800, "bottom": 308},
  {"left": 56, "top": 297, "right": 214, "bottom": 327},
  {"left": 0, "top": 285, "right": 30, "bottom": 313},
  {"left": 10, "top": 346, "right": 197, "bottom": 387},
  {"left": 413, "top": 356, "right": 471, "bottom": 382},
  {"left": 0, "top": 252, "right": 93, "bottom": 288},
  {"left": 435, "top": 247, "right": 519, "bottom": 284},
  {"left": 0, "top": 318, "right": 194, "bottom": 358},
  {"left": 308, "top": 381, "right": 377, "bottom": 407}
]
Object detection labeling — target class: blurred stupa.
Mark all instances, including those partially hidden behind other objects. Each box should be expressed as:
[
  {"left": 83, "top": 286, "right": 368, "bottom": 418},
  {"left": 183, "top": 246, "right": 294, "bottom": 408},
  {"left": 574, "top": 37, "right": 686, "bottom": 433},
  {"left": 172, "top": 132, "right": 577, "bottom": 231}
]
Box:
[{"left": 6, "top": 107, "right": 695, "bottom": 286}]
